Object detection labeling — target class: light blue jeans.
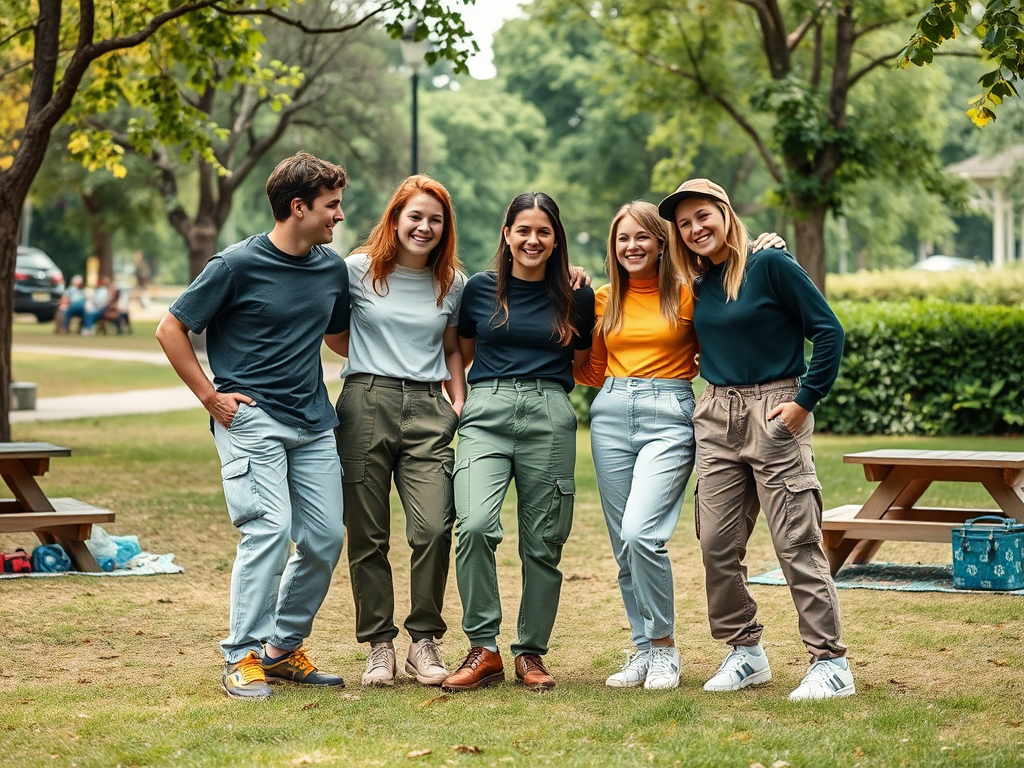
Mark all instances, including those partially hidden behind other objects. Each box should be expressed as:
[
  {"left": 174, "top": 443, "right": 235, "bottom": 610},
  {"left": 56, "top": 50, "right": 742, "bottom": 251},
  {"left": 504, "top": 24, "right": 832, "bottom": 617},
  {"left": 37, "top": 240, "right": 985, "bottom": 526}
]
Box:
[
  {"left": 589, "top": 378, "right": 696, "bottom": 650},
  {"left": 212, "top": 405, "right": 344, "bottom": 663}
]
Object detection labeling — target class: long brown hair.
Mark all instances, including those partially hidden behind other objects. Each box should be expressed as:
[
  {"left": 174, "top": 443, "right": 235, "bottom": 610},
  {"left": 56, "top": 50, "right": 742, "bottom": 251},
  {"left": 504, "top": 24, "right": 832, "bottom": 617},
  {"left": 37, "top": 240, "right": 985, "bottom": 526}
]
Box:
[
  {"left": 669, "top": 197, "right": 749, "bottom": 302},
  {"left": 599, "top": 201, "right": 681, "bottom": 336},
  {"left": 356, "top": 175, "right": 461, "bottom": 306},
  {"left": 490, "top": 192, "right": 577, "bottom": 346}
]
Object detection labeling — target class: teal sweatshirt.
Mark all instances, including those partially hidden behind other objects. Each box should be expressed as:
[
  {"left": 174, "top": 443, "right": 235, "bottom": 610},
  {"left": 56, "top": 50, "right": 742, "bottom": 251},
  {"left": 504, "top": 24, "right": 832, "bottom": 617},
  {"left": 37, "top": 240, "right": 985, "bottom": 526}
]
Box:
[{"left": 692, "top": 248, "right": 844, "bottom": 411}]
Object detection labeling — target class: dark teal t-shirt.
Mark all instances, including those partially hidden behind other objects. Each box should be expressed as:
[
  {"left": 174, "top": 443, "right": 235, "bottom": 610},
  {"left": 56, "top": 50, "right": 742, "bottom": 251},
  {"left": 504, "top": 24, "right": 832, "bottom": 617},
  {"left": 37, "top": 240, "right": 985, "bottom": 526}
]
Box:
[
  {"left": 458, "top": 271, "right": 594, "bottom": 393},
  {"left": 170, "top": 234, "right": 350, "bottom": 431},
  {"left": 693, "top": 248, "right": 843, "bottom": 411}
]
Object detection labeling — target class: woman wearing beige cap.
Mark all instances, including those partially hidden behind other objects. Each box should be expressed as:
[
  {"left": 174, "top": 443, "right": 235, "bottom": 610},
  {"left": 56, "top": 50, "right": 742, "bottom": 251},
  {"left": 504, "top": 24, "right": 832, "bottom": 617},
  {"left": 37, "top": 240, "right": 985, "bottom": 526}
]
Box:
[{"left": 659, "top": 178, "right": 853, "bottom": 701}]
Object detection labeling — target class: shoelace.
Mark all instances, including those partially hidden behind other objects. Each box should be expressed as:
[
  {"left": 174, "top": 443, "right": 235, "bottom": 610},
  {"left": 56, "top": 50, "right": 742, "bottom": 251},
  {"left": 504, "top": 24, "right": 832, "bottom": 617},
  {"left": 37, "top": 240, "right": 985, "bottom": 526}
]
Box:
[
  {"left": 519, "top": 655, "right": 548, "bottom": 675},
  {"left": 287, "top": 647, "right": 316, "bottom": 674},
  {"left": 718, "top": 648, "right": 747, "bottom": 673},
  {"left": 235, "top": 654, "right": 265, "bottom": 684},
  {"left": 416, "top": 641, "right": 444, "bottom": 670},
  {"left": 620, "top": 650, "right": 649, "bottom": 671},
  {"left": 459, "top": 647, "right": 487, "bottom": 670},
  {"left": 648, "top": 648, "right": 676, "bottom": 674},
  {"left": 367, "top": 644, "right": 395, "bottom": 672}
]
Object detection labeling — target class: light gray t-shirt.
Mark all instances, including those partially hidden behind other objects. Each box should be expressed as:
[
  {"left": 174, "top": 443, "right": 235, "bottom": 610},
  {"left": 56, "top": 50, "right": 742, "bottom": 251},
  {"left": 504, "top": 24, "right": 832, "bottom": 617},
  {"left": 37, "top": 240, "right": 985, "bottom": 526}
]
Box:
[{"left": 343, "top": 253, "right": 465, "bottom": 382}]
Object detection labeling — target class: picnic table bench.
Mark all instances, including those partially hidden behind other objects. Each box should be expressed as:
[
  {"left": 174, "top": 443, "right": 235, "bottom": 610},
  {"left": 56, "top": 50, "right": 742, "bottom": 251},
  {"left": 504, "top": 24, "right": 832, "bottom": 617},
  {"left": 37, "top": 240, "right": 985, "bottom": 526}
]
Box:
[
  {"left": 0, "top": 442, "right": 115, "bottom": 572},
  {"left": 821, "top": 449, "right": 1024, "bottom": 576}
]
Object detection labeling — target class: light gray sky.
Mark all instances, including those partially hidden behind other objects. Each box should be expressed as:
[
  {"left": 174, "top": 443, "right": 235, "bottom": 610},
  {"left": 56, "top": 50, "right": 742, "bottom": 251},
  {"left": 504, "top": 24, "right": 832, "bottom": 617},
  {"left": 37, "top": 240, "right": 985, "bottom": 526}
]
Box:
[{"left": 460, "top": 0, "right": 524, "bottom": 79}]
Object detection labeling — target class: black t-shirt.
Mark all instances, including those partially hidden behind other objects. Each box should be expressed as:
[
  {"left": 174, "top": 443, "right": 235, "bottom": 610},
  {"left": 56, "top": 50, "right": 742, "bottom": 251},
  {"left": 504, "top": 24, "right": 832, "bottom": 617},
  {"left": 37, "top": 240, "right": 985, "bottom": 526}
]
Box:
[
  {"left": 458, "top": 271, "right": 594, "bottom": 393},
  {"left": 170, "top": 234, "right": 350, "bottom": 430}
]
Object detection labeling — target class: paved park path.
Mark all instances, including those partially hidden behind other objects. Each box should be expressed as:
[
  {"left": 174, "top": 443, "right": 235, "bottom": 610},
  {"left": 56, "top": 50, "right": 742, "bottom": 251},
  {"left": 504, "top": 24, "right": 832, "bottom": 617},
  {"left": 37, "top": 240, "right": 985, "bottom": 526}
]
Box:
[{"left": 10, "top": 343, "right": 344, "bottom": 424}]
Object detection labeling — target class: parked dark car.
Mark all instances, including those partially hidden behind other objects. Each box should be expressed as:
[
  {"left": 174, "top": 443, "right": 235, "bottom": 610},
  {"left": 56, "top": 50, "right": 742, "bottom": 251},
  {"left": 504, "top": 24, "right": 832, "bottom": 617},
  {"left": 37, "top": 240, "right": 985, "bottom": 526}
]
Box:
[{"left": 14, "top": 246, "right": 65, "bottom": 322}]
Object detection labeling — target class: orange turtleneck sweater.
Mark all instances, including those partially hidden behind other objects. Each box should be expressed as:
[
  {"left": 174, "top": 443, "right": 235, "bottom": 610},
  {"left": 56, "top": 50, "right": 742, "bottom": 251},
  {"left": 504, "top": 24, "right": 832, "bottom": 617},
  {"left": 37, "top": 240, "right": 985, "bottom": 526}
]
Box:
[{"left": 574, "top": 276, "right": 699, "bottom": 387}]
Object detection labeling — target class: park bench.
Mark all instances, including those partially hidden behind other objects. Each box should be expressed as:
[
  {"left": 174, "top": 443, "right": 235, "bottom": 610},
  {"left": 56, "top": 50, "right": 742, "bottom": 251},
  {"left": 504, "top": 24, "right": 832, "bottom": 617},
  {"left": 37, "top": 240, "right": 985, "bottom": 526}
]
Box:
[
  {"left": 0, "top": 442, "right": 115, "bottom": 572},
  {"left": 821, "top": 449, "right": 1024, "bottom": 575}
]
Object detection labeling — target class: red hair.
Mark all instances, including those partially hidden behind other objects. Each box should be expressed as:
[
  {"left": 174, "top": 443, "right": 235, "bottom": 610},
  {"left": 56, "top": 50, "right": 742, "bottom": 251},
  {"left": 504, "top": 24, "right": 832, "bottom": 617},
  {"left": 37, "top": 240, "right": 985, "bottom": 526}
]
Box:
[{"left": 356, "top": 175, "right": 461, "bottom": 306}]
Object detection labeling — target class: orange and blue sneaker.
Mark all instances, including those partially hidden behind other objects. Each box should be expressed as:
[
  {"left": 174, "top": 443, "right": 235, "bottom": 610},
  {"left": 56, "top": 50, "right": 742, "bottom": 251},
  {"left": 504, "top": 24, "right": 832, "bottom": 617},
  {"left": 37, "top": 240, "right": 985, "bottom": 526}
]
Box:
[
  {"left": 262, "top": 646, "right": 345, "bottom": 687},
  {"left": 222, "top": 650, "right": 272, "bottom": 700}
]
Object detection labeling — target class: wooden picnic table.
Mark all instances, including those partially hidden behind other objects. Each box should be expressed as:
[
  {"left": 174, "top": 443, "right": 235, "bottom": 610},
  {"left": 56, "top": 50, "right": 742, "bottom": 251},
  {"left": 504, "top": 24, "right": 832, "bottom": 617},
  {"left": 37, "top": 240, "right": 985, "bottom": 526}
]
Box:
[
  {"left": 0, "top": 442, "right": 115, "bottom": 572},
  {"left": 821, "top": 449, "right": 1024, "bottom": 576}
]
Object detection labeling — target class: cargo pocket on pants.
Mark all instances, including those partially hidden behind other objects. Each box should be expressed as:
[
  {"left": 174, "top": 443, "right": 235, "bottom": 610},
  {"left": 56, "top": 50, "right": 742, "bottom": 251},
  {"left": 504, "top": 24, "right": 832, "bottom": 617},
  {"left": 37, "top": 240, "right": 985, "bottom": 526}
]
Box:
[
  {"left": 542, "top": 477, "right": 575, "bottom": 545},
  {"left": 221, "top": 456, "right": 265, "bottom": 528},
  {"left": 782, "top": 472, "right": 824, "bottom": 546}
]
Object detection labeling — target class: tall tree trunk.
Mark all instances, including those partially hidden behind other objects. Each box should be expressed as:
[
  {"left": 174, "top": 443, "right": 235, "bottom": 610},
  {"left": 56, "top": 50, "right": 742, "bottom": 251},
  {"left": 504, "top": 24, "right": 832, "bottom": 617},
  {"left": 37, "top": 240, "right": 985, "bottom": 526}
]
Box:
[
  {"left": 792, "top": 205, "right": 828, "bottom": 292},
  {"left": 187, "top": 219, "right": 221, "bottom": 279},
  {"left": 0, "top": 200, "right": 21, "bottom": 442},
  {"left": 82, "top": 192, "right": 115, "bottom": 279}
]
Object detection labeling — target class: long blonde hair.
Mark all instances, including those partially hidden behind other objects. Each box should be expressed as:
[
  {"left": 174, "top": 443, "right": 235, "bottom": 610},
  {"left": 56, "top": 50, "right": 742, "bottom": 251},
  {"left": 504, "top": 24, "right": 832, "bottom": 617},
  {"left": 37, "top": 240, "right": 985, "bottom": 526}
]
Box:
[
  {"left": 669, "top": 197, "right": 749, "bottom": 301},
  {"left": 599, "top": 202, "right": 681, "bottom": 336}
]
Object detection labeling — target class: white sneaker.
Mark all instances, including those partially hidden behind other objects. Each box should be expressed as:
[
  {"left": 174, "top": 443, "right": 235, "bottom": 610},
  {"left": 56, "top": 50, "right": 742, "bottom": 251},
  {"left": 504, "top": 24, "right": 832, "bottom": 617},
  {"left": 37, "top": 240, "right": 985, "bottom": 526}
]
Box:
[
  {"left": 405, "top": 638, "right": 448, "bottom": 686},
  {"left": 361, "top": 642, "right": 396, "bottom": 687},
  {"left": 644, "top": 645, "right": 680, "bottom": 690},
  {"left": 704, "top": 644, "right": 772, "bottom": 691},
  {"left": 788, "top": 657, "right": 855, "bottom": 701},
  {"left": 606, "top": 649, "right": 650, "bottom": 688}
]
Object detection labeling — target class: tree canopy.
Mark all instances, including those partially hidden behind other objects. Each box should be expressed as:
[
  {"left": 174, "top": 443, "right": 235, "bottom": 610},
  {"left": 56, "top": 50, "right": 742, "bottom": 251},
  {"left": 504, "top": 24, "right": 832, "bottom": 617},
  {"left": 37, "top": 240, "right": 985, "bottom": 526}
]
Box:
[
  {"left": 899, "top": 0, "right": 1023, "bottom": 126},
  {"left": 0, "top": 0, "right": 476, "bottom": 439}
]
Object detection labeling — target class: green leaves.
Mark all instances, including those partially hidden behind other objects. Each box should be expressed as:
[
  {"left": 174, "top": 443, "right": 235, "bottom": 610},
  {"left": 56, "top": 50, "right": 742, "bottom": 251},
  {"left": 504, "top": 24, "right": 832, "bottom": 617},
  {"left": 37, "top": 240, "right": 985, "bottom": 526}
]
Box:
[{"left": 899, "top": 0, "right": 1024, "bottom": 124}]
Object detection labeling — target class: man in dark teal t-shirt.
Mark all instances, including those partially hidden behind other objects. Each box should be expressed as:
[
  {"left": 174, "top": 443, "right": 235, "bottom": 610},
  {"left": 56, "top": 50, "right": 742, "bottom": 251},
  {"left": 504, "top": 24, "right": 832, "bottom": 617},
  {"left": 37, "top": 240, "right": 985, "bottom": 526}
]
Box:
[{"left": 157, "top": 152, "right": 350, "bottom": 700}]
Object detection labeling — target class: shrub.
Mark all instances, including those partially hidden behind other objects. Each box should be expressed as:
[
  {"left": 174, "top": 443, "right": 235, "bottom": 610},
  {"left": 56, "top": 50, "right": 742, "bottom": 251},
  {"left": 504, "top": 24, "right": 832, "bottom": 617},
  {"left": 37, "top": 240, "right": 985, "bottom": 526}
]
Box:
[
  {"left": 816, "top": 300, "right": 1024, "bottom": 435},
  {"left": 826, "top": 265, "right": 1024, "bottom": 306}
]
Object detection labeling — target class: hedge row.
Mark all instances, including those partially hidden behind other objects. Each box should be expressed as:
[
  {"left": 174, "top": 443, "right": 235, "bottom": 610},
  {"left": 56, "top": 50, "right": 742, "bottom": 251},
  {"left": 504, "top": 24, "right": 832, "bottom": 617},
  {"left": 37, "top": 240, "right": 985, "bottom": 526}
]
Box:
[
  {"left": 826, "top": 266, "right": 1024, "bottom": 306},
  {"left": 568, "top": 300, "right": 1022, "bottom": 435},
  {"left": 816, "top": 300, "right": 1024, "bottom": 435}
]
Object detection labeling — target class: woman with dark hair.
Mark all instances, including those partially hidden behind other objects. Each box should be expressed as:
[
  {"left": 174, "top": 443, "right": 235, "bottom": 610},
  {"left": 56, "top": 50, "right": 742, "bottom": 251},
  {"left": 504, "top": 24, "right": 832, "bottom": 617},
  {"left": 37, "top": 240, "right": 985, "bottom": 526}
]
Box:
[
  {"left": 575, "top": 202, "right": 783, "bottom": 691},
  {"left": 441, "top": 192, "right": 595, "bottom": 692},
  {"left": 325, "top": 175, "right": 465, "bottom": 688},
  {"left": 660, "top": 177, "right": 851, "bottom": 701}
]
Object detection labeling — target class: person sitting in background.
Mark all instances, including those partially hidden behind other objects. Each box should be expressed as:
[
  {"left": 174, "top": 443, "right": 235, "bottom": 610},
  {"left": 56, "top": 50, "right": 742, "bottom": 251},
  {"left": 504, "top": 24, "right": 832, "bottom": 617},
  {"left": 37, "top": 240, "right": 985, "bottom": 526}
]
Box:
[
  {"left": 57, "top": 275, "right": 94, "bottom": 334},
  {"left": 87, "top": 276, "right": 128, "bottom": 333}
]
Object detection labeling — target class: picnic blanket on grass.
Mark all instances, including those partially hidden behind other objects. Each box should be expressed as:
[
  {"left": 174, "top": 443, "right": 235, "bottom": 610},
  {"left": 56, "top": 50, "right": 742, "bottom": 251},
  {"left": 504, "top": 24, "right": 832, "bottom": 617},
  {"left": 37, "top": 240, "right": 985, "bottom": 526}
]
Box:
[
  {"left": 1, "top": 552, "right": 183, "bottom": 579},
  {"left": 749, "top": 561, "right": 1024, "bottom": 596}
]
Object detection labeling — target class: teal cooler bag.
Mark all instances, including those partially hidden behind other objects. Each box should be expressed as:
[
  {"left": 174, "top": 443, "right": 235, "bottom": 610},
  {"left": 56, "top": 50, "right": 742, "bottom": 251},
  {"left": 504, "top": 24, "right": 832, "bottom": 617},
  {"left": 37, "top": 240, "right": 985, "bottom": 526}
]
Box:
[{"left": 952, "top": 515, "right": 1024, "bottom": 590}]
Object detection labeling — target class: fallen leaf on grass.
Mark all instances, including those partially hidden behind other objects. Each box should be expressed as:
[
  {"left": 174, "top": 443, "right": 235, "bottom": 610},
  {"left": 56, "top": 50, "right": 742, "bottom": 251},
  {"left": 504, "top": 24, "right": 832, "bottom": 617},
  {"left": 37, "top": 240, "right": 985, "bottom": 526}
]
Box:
[
  {"left": 988, "top": 659, "right": 1008, "bottom": 667},
  {"left": 1006, "top": 719, "right": 1022, "bottom": 727},
  {"left": 77, "top": 679, "right": 90, "bottom": 685},
  {"left": 420, "top": 695, "right": 451, "bottom": 707},
  {"left": 157, "top": 598, "right": 173, "bottom": 604},
  {"left": 302, "top": 702, "right": 319, "bottom": 711},
  {"left": 854, "top": 747, "right": 865, "bottom": 757},
  {"left": 406, "top": 749, "right": 432, "bottom": 758},
  {"left": 565, "top": 574, "right": 596, "bottom": 582},
  {"left": 941, "top": 746, "right": 954, "bottom": 752},
  {"left": 452, "top": 745, "right": 481, "bottom": 755},
  {"left": 729, "top": 731, "right": 752, "bottom": 742},
  {"left": 98, "top": 655, "right": 120, "bottom": 660}
]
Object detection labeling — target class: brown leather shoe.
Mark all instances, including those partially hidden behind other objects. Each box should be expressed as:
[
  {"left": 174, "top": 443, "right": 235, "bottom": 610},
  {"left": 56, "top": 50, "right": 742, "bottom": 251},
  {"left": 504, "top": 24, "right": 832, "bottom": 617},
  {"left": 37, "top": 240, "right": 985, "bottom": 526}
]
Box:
[
  {"left": 515, "top": 653, "right": 555, "bottom": 691},
  {"left": 441, "top": 647, "right": 504, "bottom": 691}
]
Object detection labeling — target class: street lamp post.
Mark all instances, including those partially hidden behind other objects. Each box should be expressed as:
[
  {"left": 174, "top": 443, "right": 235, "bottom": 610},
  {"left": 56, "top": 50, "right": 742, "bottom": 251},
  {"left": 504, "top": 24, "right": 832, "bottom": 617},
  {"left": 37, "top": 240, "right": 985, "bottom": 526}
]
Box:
[{"left": 399, "top": 22, "right": 429, "bottom": 176}]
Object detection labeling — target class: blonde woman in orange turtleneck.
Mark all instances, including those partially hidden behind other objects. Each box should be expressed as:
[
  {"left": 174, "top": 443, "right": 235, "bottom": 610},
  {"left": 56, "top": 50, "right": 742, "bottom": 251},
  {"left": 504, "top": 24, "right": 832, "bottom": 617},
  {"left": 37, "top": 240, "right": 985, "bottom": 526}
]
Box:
[{"left": 575, "top": 201, "right": 782, "bottom": 691}]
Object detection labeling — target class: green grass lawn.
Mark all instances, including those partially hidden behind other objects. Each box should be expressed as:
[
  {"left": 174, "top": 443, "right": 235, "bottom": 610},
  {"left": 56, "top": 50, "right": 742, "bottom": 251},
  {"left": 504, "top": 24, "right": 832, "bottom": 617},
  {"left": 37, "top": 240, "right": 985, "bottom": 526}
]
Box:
[{"left": 1, "top": 412, "right": 1022, "bottom": 767}]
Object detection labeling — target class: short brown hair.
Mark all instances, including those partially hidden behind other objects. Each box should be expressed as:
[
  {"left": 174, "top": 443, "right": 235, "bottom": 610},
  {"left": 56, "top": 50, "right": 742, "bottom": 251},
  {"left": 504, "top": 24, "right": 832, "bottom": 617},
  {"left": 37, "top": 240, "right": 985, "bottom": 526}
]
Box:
[{"left": 266, "top": 152, "right": 348, "bottom": 222}]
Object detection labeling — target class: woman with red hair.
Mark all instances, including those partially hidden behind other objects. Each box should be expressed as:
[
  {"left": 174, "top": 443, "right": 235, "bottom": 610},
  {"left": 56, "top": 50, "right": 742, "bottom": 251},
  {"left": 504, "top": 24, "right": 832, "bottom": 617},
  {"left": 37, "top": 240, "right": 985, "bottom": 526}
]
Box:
[{"left": 325, "top": 175, "right": 466, "bottom": 688}]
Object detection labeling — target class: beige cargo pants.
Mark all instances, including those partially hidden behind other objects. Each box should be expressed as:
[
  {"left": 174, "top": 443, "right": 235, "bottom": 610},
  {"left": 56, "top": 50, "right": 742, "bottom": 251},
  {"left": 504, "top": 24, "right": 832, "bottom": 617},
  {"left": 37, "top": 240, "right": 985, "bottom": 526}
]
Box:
[{"left": 693, "top": 379, "right": 846, "bottom": 660}]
